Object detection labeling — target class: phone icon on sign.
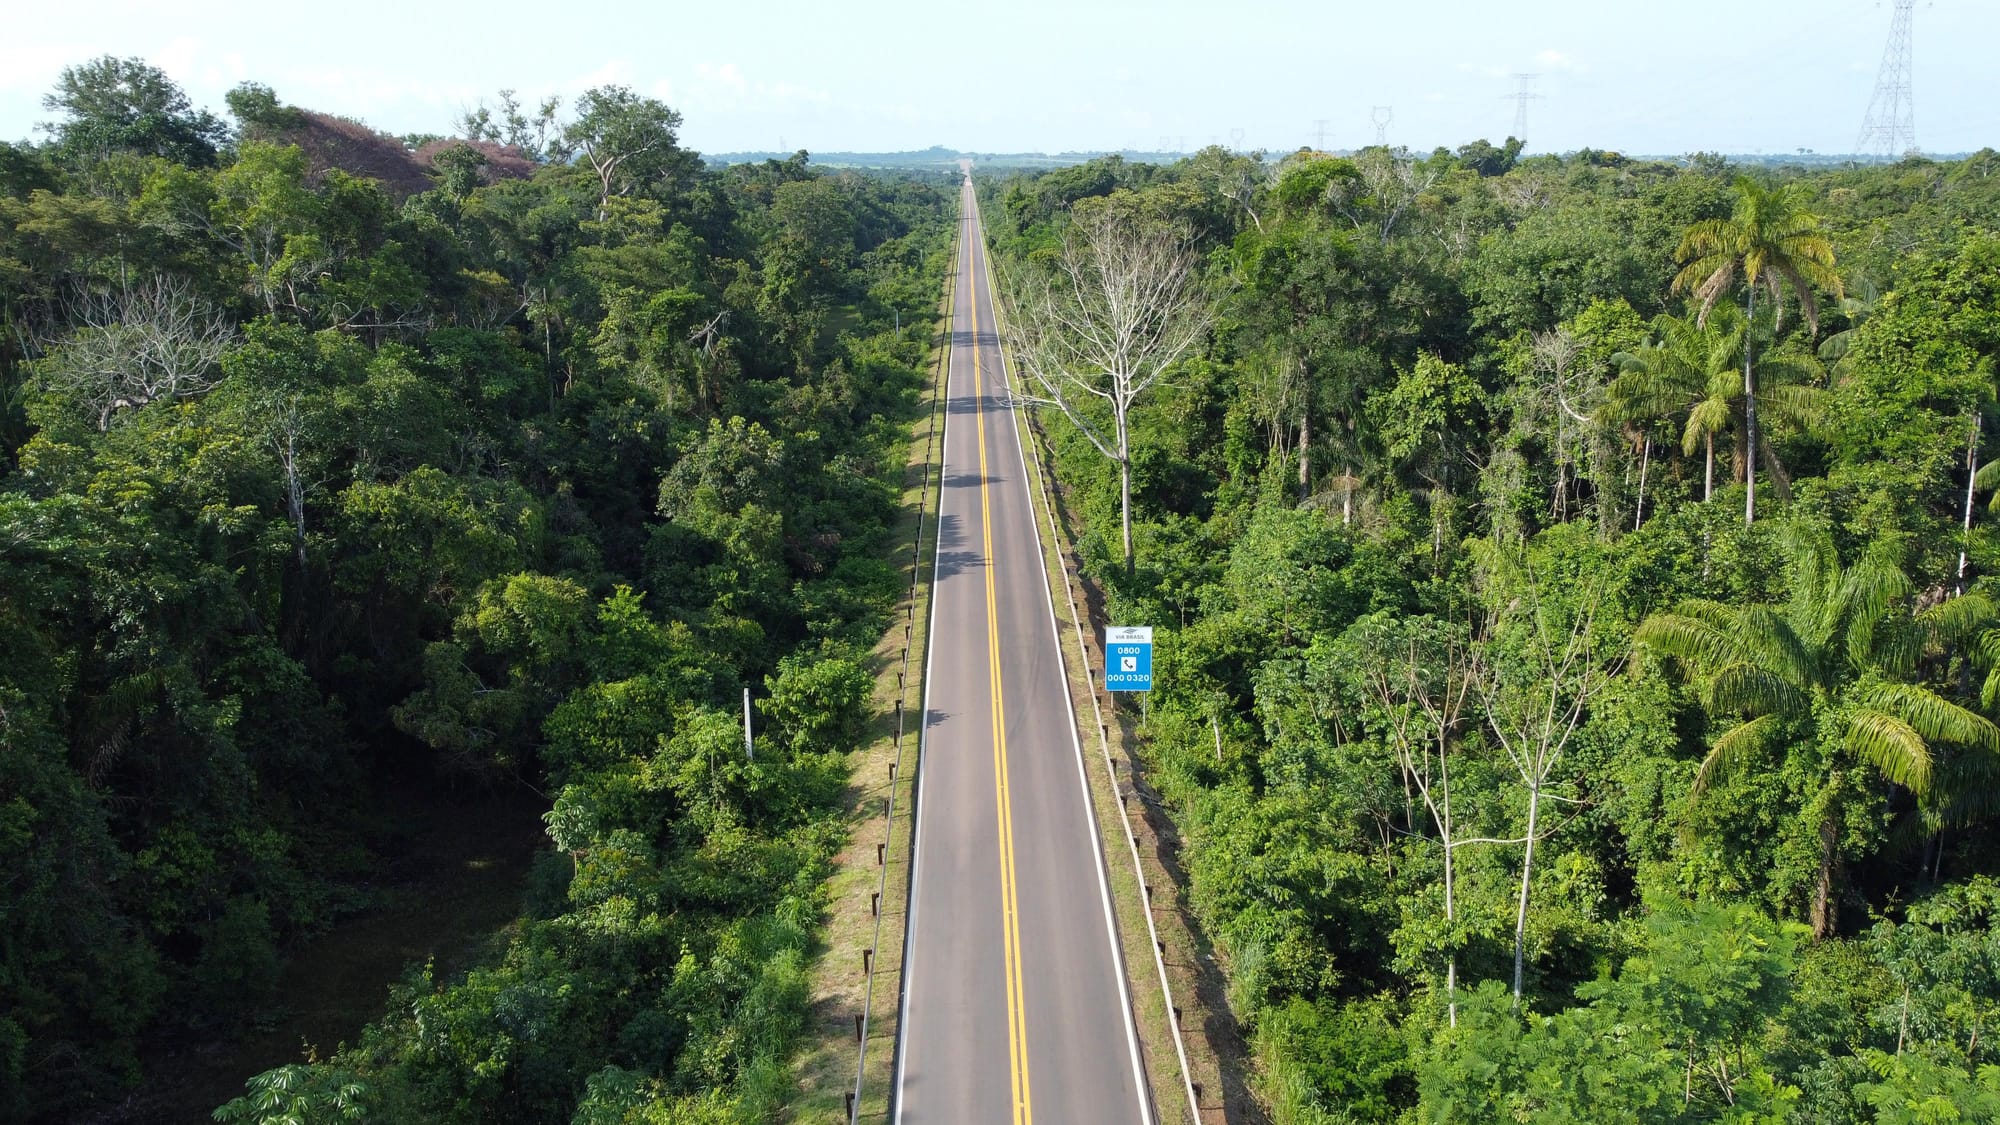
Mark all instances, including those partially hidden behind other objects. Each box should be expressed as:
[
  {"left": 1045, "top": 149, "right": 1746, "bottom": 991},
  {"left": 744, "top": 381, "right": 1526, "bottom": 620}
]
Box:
[{"left": 1120, "top": 656, "right": 1137, "bottom": 672}]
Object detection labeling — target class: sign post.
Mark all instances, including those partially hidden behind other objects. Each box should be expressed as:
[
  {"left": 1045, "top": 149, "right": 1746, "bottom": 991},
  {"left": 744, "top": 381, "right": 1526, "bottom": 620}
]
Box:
[{"left": 1104, "top": 626, "right": 1154, "bottom": 693}]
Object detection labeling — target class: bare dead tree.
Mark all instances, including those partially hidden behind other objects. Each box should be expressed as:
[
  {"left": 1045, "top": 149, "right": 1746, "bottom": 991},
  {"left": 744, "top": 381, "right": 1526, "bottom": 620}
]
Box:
[
  {"left": 1530, "top": 328, "right": 1594, "bottom": 523},
  {"left": 1215, "top": 160, "right": 1275, "bottom": 235},
  {"left": 1328, "top": 149, "right": 1442, "bottom": 243},
  {"left": 267, "top": 394, "right": 312, "bottom": 567},
  {"left": 1006, "top": 205, "right": 1214, "bottom": 575},
  {"left": 1495, "top": 170, "right": 1555, "bottom": 214},
  {"left": 1475, "top": 559, "right": 1619, "bottom": 1006},
  {"left": 39, "top": 276, "right": 234, "bottom": 430},
  {"left": 1352, "top": 619, "right": 1488, "bottom": 1027}
]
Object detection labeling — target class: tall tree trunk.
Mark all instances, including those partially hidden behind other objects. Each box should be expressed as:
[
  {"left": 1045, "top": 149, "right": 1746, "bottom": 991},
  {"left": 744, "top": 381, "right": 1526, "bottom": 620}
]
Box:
[
  {"left": 1759, "top": 433, "right": 1795, "bottom": 501},
  {"left": 1120, "top": 458, "right": 1134, "bottom": 579},
  {"left": 1743, "top": 285, "right": 1758, "bottom": 526},
  {"left": 1960, "top": 414, "right": 1980, "bottom": 595},
  {"left": 1811, "top": 808, "right": 1840, "bottom": 939},
  {"left": 1444, "top": 839, "right": 1459, "bottom": 1029},
  {"left": 1635, "top": 437, "right": 1650, "bottom": 531},
  {"left": 1298, "top": 404, "right": 1311, "bottom": 504},
  {"left": 1512, "top": 781, "right": 1542, "bottom": 1003},
  {"left": 1343, "top": 464, "right": 1354, "bottom": 526},
  {"left": 1704, "top": 432, "right": 1714, "bottom": 502},
  {"left": 1117, "top": 403, "right": 1135, "bottom": 579}
]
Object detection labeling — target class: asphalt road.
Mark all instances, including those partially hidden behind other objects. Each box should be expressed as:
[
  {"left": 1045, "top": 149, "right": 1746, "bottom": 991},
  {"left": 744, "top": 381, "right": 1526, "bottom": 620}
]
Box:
[{"left": 892, "top": 171, "right": 1151, "bottom": 1125}]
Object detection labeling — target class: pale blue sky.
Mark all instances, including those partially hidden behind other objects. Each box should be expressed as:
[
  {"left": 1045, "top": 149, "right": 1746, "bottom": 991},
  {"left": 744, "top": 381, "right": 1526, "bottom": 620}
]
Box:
[{"left": 2, "top": 1, "right": 1992, "bottom": 157}]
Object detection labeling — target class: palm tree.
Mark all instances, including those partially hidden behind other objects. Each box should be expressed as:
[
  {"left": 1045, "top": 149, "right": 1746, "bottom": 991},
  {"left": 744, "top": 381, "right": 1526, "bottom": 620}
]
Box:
[
  {"left": 1636, "top": 524, "right": 2000, "bottom": 937},
  {"left": 1607, "top": 307, "right": 1824, "bottom": 510},
  {"left": 1672, "top": 177, "right": 1843, "bottom": 525}
]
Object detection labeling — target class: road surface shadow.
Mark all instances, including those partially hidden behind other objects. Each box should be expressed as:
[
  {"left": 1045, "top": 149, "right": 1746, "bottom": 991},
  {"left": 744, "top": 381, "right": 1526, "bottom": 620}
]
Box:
[{"left": 941, "top": 472, "right": 1003, "bottom": 489}]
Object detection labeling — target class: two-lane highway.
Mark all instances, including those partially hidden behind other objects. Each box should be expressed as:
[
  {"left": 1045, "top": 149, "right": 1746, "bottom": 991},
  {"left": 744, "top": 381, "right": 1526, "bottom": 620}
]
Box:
[{"left": 893, "top": 172, "right": 1151, "bottom": 1124}]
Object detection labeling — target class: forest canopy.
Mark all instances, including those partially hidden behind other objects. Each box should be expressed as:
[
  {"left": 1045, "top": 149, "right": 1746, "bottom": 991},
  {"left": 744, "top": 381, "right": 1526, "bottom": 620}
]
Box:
[
  {"left": 985, "top": 140, "right": 2000, "bottom": 1122},
  {"left": 0, "top": 58, "right": 952, "bottom": 1122}
]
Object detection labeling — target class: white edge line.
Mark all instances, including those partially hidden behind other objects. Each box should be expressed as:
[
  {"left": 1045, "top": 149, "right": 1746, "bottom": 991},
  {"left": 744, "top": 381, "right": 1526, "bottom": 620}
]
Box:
[
  {"left": 975, "top": 190, "right": 1158, "bottom": 1125},
  {"left": 890, "top": 190, "right": 965, "bottom": 1124}
]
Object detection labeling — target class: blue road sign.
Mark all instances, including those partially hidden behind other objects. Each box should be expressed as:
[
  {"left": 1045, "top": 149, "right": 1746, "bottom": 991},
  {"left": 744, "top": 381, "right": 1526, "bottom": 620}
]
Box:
[{"left": 1105, "top": 626, "right": 1154, "bottom": 692}]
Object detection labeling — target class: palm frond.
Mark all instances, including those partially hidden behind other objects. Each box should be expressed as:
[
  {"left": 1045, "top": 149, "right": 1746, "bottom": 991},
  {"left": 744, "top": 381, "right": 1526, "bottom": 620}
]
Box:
[
  {"left": 1634, "top": 608, "right": 1738, "bottom": 675},
  {"left": 1735, "top": 605, "right": 1817, "bottom": 692},
  {"left": 1838, "top": 559, "right": 1913, "bottom": 669},
  {"left": 1673, "top": 598, "right": 1746, "bottom": 634},
  {"left": 1778, "top": 523, "right": 1840, "bottom": 640},
  {"left": 1870, "top": 619, "right": 1925, "bottom": 678},
  {"left": 1685, "top": 395, "right": 1733, "bottom": 455},
  {"left": 1758, "top": 383, "right": 1827, "bottom": 435},
  {"left": 1757, "top": 352, "right": 1828, "bottom": 390},
  {"left": 1845, "top": 708, "right": 1933, "bottom": 792},
  {"left": 1707, "top": 661, "right": 1808, "bottom": 718},
  {"left": 1692, "top": 713, "right": 1781, "bottom": 800},
  {"left": 1858, "top": 681, "right": 2000, "bottom": 755},
  {"left": 1917, "top": 593, "right": 1996, "bottom": 649},
  {"left": 1921, "top": 747, "right": 2000, "bottom": 829}
]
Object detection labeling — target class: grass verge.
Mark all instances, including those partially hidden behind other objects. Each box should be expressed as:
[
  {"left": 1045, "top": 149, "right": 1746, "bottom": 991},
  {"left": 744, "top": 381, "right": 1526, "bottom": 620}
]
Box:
[
  {"left": 976, "top": 188, "right": 1262, "bottom": 1119},
  {"left": 783, "top": 230, "right": 957, "bottom": 1124}
]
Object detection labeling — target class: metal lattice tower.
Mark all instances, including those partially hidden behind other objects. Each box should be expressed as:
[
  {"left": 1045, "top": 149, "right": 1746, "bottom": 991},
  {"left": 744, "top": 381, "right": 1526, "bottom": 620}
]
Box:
[
  {"left": 1505, "top": 74, "right": 1542, "bottom": 144},
  {"left": 1371, "top": 106, "right": 1393, "bottom": 147},
  {"left": 1856, "top": 0, "right": 1918, "bottom": 158},
  {"left": 1313, "top": 119, "right": 1329, "bottom": 150}
]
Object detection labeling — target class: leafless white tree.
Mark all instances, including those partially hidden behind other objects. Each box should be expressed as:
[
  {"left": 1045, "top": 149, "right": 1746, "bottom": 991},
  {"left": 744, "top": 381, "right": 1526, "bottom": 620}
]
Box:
[
  {"left": 1354, "top": 622, "right": 1487, "bottom": 1027},
  {"left": 1475, "top": 560, "right": 1618, "bottom": 1005},
  {"left": 1006, "top": 206, "right": 1213, "bottom": 574},
  {"left": 39, "top": 276, "right": 234, "bottom": 430},
  {"left": 265, "top": 394, "right": 314, "bottom": 566},
  {"left": 1531, "top": 328, "right": 1593, "bottom": 523},
  {"left": 1328, "top": 149, "right": 1442, "bottom": 243}
]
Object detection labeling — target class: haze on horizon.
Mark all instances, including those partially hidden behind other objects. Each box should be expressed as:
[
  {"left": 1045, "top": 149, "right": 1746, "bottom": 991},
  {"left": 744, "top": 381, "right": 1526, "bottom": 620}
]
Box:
[{"left": 3, "top": 0, "right": 1993, "bottom": 158}]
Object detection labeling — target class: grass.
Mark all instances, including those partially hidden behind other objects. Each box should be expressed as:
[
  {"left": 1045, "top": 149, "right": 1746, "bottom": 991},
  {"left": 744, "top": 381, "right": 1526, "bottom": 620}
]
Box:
[{"left": 784, "top": 230, "right": 958, "bottom": 1124}]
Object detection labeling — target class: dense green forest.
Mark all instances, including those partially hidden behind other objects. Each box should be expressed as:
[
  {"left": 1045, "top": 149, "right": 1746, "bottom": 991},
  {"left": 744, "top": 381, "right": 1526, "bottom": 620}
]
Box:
[
  {"left": 0, "top": 58, "right": 952, "bottom": 1121},
  {"left": 985, "top": 143, "right": 2000, "bottom": 1121}
]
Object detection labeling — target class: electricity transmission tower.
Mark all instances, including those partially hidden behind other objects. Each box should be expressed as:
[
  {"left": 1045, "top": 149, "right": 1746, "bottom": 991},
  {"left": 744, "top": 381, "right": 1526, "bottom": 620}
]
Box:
[
  {"left": 1505, "top": 74, "right": 1541, "bottom": 144},
  {"left": 1313, "top": 118, "right": 1329, "bottom": 150},
  {"left": 1371, "top": 106, "right": 1393, "bottom": 147},
  {"left": 1856, "top": 0, "right": 1918, "bottom": 158}
]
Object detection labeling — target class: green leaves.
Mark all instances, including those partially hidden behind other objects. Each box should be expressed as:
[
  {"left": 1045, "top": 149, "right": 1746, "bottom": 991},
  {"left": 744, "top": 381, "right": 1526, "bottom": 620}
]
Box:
[
  {"left": 1674, "top": 177, "right": 1842, "bottom": 332},
  {"left": 1845, "top": 708, "right": 1934, "bottom": 791},
  {"left": 1417, "top": 905, "right": 1803, "bottom": 1123},
  {"left": 1694, "top": 713, "right": 1783, "bottom": 796},
  {"left": 213, "top": 1063, "right": 373, "bottom": 1124}
]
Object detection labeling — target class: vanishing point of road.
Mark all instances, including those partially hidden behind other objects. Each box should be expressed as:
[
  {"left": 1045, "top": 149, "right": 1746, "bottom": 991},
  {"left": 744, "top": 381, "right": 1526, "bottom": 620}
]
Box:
[{"left": 891, "top": 168, "right": 1152, "bottom": 1124}]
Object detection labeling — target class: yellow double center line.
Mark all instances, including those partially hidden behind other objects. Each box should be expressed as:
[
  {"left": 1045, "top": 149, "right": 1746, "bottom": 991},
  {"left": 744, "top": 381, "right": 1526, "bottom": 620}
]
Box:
[{"left": 969, "top": 220, "right": 1033, "bottom": 1125}]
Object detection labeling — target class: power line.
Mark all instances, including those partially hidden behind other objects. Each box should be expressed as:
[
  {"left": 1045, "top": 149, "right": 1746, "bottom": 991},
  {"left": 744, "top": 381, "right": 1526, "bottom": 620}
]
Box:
[
  {"left": 1503, "top": 74, "right": 1542, "bottom": 145},
  {"left": 1856, "top": 0, "right": 1919, "bottom": 158}
]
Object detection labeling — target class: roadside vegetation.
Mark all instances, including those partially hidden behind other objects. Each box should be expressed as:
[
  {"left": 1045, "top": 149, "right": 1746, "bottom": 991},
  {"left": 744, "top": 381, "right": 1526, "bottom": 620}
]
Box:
[
  {"left": 985, "top": 142, "right": 2000, "bottom": 1122},
  {"left": 0, "top": 57, "right": 951, "bottom": 1122}
]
